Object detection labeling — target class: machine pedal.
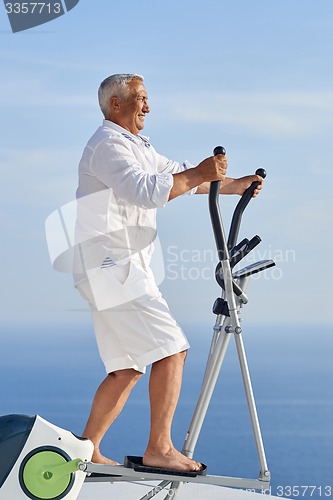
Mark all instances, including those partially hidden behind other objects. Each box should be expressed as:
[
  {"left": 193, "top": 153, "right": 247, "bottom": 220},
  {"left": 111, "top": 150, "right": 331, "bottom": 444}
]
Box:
[{"left": 124, "top": 456, "right": 207, "bottom": 477}]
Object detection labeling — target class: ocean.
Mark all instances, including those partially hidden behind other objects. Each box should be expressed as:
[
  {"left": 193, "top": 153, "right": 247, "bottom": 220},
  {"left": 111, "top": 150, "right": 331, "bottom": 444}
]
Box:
[{"left": 1, "top": 322, "right": 332, "bottom": 499}]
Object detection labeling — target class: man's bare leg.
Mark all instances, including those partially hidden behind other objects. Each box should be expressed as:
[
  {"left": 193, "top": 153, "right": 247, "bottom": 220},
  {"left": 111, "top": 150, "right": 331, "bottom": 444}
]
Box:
[
  {"left": 82, "top": 368, "right": 142, "bottom": 464},
  {"left": 143, "top": 351, "right": 202, "bottom": 472}
]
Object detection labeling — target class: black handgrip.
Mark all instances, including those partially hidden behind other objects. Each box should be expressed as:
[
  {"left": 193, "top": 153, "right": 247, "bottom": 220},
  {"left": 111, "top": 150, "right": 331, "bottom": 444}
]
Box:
[
  {"left": 256, "top": 168, "right": 266, "bottom": 179},
  {"left": 227, "top": 168, "right": 267, "bottom": 249},
  {"left": 213, "top": 146, "right": 226, "bottom": 156}
]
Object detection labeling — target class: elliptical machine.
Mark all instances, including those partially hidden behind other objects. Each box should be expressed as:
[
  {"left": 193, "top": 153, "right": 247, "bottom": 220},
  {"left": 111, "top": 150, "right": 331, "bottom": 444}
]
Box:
[{"left": 0, "top": 147, "right": 275, "bottom": 500}]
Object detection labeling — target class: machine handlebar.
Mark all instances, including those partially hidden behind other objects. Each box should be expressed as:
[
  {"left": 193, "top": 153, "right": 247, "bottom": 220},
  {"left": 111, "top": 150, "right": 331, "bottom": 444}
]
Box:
[
  {"left": 209, "top": 146, "right": 266, "bottom": 260},
  {"left": 209, "top": 147, "right": 226, "bottom": 261},
  {"left": 227, "top": 167, "right": 266, "bottom": 249}
]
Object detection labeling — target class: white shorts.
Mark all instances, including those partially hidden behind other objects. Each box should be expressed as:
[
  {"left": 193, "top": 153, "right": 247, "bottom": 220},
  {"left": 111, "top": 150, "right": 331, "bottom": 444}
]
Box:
[{"left": 76, "top": 258, "right": 189, "bottom": 374}]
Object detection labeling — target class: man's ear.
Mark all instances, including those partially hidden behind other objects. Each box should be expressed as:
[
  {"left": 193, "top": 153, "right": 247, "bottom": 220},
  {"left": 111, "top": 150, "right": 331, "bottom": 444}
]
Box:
[{"left": 110, "top": 96, "right": 120, "bottom": 113}]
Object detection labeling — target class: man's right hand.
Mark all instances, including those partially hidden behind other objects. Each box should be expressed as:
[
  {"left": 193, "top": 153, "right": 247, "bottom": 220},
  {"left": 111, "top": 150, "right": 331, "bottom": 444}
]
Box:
[
  {"left": 196, "top": 154, "right": 228, "bottom": 183},
  {"left": 169, "top": 154, "right": 228, "bottom": 201}
]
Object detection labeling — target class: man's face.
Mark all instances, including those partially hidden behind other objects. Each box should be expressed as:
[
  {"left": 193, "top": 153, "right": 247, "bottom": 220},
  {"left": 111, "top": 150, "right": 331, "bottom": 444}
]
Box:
[{"left": 115, "top": 80, "right": 150, "bottom": 135}]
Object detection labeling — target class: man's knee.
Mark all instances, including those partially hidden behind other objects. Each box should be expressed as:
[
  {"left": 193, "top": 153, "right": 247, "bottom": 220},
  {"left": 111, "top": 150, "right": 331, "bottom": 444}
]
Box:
[
  {"left": 176, "top": 350, "right": 187, "bottom": 363},
  {"left": 180, "top": 349, "right": 188, "bottom": 360},
  {"left": 154, "top": 350, "right": 188, "bottom": 367},
  {"left": 109, "top": 368, "right": 142, "bottom": 388},
  {"left": 173, "top": 349, "right": 187, "bottom": 360}
]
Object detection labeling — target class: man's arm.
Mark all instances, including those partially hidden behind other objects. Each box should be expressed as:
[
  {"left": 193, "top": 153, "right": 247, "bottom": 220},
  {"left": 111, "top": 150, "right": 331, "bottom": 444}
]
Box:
[
  {"left": 168, "top": 154, "right": 228, "bottom": 201},
  {"left": 195, "top": 175, "right": 264, "bottom": 198}
]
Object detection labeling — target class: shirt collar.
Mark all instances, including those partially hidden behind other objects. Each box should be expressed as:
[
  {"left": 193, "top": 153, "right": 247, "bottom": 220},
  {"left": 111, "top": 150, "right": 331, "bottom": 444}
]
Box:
[{"left": 103, "top": 120, "right": 151, "bottom": 147}]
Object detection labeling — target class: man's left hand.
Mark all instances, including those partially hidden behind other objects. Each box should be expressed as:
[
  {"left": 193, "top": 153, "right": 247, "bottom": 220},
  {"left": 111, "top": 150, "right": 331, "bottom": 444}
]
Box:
[{"left": 231, "top": 175, "right": 264, "bottom": 197}]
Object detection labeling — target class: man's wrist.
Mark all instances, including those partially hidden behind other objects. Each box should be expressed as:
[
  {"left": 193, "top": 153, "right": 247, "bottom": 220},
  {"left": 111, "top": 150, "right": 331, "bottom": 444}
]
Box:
[
  {"left": 219, "top": 177, "right": 237, "bottom": 195},
  {"left": 194, "top": 164, "right": 209, "bottom": 185}
]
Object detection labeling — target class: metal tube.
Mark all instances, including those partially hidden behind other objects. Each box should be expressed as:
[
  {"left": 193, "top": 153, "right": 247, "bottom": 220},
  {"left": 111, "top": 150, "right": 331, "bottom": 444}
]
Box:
[
  {"left": 168, "top": 317, "right": 232, "bottom": 499},
  {"left": 138, "top": 480, "right": 172, "bottom": 500},
  {"left": 182, "top": 317, "right": 231, "bottom": 457},
  {"left": 234, "top": 333, "right": 269, "bottom": 477}
]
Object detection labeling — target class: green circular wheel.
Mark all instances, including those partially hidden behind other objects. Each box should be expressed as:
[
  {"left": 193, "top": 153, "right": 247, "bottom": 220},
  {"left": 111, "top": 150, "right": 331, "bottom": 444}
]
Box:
[{"left": 19, "top": 447, "right": 75, "bottom": 500}]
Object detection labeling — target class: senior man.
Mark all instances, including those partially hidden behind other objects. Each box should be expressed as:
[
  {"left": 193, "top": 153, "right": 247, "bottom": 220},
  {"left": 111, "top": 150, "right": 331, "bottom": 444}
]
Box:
[{"left": 74, "top": 73, "right": 262, "bottom": 472}]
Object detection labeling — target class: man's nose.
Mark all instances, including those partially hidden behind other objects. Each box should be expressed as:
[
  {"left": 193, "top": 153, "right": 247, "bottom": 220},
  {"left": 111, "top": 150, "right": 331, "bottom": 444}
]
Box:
[{"left": 143, "top": 102, "right": 150, "bottom": 113}]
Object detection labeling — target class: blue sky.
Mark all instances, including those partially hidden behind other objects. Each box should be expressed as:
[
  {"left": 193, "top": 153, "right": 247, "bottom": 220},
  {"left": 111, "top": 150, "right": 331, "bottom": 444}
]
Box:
[{"left": 1, "top": 0, "right": 333, "bottom": 330}]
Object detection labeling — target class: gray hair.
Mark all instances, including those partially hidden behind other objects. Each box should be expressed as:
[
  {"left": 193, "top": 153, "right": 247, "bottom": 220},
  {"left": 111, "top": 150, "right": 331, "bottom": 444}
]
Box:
[{"left": 98, "top": 73, "right": 144, "bottom": 117}]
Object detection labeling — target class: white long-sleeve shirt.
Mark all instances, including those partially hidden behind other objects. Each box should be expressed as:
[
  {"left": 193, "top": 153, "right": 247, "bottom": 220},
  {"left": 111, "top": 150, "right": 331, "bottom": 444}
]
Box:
[{"left": 74, "top": 120, "right": 196, "bottom": 289}]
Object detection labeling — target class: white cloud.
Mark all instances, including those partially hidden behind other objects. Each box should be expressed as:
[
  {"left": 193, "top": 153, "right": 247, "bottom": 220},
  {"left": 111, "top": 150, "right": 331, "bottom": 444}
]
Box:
[
  {"left": 0, "top": 48, "right": 105, "bottom": 72},
  {"left": 0, "top": 74, "right": 95, "bottom": 107},
  {"left": 157, "top": 90, "right": 333, "bottom": 138},
  {"left": 271, "top": 198, "right": 333, "bottom": 249},
  {"left": 0, "top": 147, "right": 78, "bottom": 207}
]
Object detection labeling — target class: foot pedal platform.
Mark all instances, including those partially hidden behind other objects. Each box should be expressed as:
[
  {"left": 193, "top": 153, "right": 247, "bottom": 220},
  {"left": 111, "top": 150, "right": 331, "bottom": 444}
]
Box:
[{"left": 124, "top": 456, "right": 207, "bottom": 477}]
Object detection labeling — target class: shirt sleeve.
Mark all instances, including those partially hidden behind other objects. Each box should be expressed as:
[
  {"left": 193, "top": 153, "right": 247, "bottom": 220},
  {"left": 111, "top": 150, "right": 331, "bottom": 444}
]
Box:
[
  {"left": 90, "top": 137, "right": 174, "bottom": 209},
  {"left": 153, "top": 149, "right": 198, "bottom": 195}
]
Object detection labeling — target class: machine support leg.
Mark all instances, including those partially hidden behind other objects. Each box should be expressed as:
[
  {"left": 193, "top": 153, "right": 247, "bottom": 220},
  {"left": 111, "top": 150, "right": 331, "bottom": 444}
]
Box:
[
  {"left": 162, "top": 317, "right": 231, "bottom": 499},
  {"left": 182, "top": 319, "right": 231, "bottom": 458},
  {"left": 234, "top": 333, "right": 270, "bottom": 479},
  {"left": 138, "top": 480, "right": 172, "bottom": 500}
]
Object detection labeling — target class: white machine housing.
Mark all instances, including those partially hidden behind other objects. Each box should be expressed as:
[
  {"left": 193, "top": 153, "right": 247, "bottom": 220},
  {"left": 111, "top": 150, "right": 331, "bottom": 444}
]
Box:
[{"left": 0, "top": 414, "right": 93, "bottom": 500}]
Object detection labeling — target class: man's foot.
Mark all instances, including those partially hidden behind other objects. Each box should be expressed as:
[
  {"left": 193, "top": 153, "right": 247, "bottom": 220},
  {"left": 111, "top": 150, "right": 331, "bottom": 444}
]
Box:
[
  {"left": 143, "top": 446, "right": 202, "bottom": 472},
  {"left": 91, "top": 449, "right": 120, "bottom": 465}
]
